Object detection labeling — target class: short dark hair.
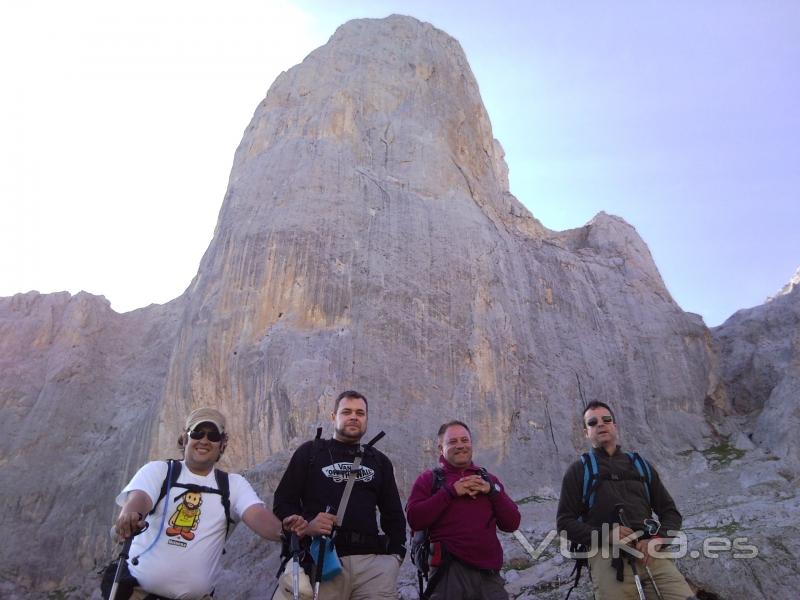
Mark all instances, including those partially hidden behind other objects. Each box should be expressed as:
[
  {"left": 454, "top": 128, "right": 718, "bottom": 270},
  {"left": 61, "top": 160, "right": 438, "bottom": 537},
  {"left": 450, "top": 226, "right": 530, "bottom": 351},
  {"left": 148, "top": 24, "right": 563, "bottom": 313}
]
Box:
[
  {"left": 334, "top": 390, "right": 368, "bottom": 413},
  {"left": 582, "top": 401, "right": 616, "bottom": 428},
  {"left": 437, "top": 420, "right": 471, "bottom": 440}
]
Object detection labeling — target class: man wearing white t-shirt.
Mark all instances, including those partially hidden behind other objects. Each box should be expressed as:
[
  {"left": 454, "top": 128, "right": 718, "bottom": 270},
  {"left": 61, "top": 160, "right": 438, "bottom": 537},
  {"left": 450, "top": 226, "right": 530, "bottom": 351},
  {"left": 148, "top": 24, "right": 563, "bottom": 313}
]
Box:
[{"left": 113, "top": 407, "right": 304, "bottom": 600}]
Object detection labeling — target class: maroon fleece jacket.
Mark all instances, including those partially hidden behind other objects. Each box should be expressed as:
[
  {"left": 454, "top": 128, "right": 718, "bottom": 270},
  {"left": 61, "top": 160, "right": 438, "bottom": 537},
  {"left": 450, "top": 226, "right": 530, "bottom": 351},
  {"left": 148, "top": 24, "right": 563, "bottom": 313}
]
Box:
[{"left": 406, "top": 457, "right": 521, "bottom": 570}]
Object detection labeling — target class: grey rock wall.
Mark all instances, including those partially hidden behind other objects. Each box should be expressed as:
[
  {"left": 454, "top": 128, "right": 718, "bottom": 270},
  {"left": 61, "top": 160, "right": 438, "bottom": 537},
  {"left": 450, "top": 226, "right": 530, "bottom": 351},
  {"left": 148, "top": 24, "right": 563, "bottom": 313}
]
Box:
[
  {"left": 713, "top": 270, "right": 800, "bottom": 471},
  {"left": 0, "top": 291, "right": 183, "bottom": 595},
  {"left": 0, "top": 14, "right": 796, "bottom": 600}
]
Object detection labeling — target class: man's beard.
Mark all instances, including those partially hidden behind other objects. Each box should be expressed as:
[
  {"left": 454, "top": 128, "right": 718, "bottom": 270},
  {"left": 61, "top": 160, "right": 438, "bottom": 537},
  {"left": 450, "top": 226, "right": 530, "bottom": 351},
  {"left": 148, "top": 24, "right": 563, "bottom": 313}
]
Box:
[{"left": 335, "top": 423, "right": 364, "bottom": 442}]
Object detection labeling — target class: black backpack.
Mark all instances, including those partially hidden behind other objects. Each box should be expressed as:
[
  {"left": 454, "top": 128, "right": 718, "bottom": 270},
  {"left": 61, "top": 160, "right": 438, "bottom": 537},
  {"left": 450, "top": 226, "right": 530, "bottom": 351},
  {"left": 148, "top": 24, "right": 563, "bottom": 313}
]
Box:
[
  {"left": 410, "top": 467, "right": 444, "bottom": 597},
  {"left": 564, "top": 450, "right": 653, "bottom": 599},
  {"left": 150, "top": 459, "right": 234, "bottom": 538}
]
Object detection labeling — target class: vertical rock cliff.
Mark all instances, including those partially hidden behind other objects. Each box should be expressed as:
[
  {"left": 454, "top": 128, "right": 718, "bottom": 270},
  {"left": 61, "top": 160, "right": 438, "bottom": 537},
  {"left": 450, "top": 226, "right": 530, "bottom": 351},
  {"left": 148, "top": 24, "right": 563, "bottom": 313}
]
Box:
[
  {"left": 155, "top": 15, "right": 713, "bottom": 483},
  {"left": 0, "top": 14, "right": 796, "bottom": 599}
]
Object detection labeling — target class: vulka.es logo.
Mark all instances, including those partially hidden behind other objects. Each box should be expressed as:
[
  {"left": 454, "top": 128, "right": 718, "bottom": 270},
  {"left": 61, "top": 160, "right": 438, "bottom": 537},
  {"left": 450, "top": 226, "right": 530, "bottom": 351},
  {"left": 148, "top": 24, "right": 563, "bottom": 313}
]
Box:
[{"left": 515, "top": 525, "right": 758, "bottom": 561}]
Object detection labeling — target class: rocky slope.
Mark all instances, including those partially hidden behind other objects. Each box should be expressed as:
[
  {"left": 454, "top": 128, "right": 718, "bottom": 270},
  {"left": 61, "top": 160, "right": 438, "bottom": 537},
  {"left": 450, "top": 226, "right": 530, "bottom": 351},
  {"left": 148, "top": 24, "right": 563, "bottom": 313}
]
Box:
[
  {"left": 713, "top": 269, "right": 800, "bottom": 473},
  {"left": 0, "top": 15, "right": 796, "bottom": 599},
  {"left": 0, "top": 291, "right": 184, "bottom": 596}
]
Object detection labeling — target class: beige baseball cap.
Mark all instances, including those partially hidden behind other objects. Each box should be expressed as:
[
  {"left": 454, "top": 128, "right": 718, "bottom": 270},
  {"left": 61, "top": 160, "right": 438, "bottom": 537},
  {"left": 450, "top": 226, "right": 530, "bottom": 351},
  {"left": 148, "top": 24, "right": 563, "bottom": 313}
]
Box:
[{"left": 185, "top": 407, "right": 227, "bottom": 434}]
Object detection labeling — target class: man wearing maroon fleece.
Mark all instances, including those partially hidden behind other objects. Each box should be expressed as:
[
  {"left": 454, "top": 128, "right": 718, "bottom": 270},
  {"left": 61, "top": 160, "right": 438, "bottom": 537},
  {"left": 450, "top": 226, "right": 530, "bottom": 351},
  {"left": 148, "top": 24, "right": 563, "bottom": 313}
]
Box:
[{"left": 407, "top": 420, "right": 521, "bottom": 599}]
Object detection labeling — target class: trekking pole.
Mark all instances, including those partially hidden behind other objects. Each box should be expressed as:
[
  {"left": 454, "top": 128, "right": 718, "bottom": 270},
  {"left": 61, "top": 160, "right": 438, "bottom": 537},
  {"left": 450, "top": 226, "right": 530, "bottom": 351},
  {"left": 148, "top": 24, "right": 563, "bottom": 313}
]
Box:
[
  {"left": 290, "top": 533, "right": 301, "bottom": 600},
  {"left": 312, "top": 504, "right": 333, "bottom": 600},
  {"left": 643, "top": 565, "right": 664, "bottom": 600},
  {"left": 108, "top": 521, "right": 150, "bottom": 600},
  {"left": 107, "top": 522, "right": 147, "bottom": 600},
  {"left": 107, "top": 535, "right": 134, "bottom": 600},
  {"left": 640, "top": 518, "right": 665, "bottom": 600},
  {"left": 313, "top": 535, "right": 327, "bottom": 600},
  {"left": 615, "top": 505, "right": 647, "bottom": 600}
]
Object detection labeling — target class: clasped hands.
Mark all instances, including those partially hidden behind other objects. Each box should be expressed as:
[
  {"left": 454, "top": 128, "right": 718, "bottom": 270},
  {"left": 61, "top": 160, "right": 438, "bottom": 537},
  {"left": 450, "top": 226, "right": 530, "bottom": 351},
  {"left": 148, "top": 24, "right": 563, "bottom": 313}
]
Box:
[{"left": 452, "top": 474, "right": 491, "bottom": 499}]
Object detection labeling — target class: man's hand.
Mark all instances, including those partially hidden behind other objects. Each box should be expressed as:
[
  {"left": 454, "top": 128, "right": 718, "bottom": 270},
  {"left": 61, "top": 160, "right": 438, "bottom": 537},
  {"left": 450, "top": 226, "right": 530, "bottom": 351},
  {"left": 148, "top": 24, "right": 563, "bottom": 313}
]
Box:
[
  {"left": 305, "top": 512, "right": 336, "bottom": 536},
  {"left": 282, "top": 514, "right": 307, "bottom": 536},
  {"left": 114, "top": 490, "right": 152, "bottom": 540},
  {"left": 453, "top": 475, "right": 490, "bottom": 498},
  {"left": 114, "top": 510, "right": 146, "bottom": 540},
  {"left": 612, "top": 524, "right": 647, "bottom": 561},
  {"left": 613, "top": 524, "right": 636, "bottom": 544},
  {"left": 635, "top": 537, "right": 664, "bottom": 566},
  {"left": 469, "top": 477, "right": 491, "bottom": 495}
]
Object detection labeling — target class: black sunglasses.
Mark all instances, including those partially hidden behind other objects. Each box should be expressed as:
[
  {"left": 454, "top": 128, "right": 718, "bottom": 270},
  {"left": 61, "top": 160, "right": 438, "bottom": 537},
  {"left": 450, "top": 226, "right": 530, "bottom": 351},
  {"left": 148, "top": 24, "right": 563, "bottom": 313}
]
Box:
[
  {"left": 586, "top": 415, "right": 614, "bottom": 427},
  {"left": 188, "top": 429, "right": 223, "bottom": 442}
]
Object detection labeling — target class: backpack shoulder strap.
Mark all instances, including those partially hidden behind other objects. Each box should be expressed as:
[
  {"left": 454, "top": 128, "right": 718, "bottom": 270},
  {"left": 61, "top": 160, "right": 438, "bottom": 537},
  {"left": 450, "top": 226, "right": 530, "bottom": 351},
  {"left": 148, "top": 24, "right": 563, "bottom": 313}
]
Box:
[
  {"left": 431, "top": 467, "right": 445, "bottom": 494},
  {"left": 214, "top": 468, "right": 233, "bottom": 537},
  {"left": 626, "top": 452, "right": 653, "bottom": 506},
  {"left": 580, "top": 451, "right": 600, "bottom": 511},
  {"left": 567, "top": 452, "right": 600, "bottom": 597},
  {"left": 149, "top": 459, "right": 182, "bottom": 516},
  {"left": 308, "top": 427, "right": 324, "bottom": 469}
]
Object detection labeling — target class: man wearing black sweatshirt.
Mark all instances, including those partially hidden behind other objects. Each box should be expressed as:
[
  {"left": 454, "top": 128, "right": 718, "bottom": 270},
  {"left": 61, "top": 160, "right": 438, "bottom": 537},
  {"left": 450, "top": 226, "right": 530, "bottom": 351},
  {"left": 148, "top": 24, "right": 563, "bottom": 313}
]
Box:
[{"left": 272, "top": 390, "right": 406, "bottom": 599}]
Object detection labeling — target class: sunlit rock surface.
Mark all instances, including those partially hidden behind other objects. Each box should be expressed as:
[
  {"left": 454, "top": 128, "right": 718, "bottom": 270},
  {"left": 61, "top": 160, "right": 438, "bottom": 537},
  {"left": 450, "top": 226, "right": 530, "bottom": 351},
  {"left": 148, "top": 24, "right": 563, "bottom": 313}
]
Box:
[{"left": 0, "top": 15, "right": 796, "bottom": 599}]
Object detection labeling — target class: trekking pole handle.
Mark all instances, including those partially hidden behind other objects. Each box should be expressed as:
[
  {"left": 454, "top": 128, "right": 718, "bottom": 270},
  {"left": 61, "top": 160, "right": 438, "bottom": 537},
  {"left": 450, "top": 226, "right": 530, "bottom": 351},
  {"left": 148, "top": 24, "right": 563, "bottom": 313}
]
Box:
[
  {"left": 290, "top": 533, "right": 301, "bottom": 600},
  {"left": 615, "top": 504, "right": 631, "bottom": 529},
  {"left": 290, "top": 532, "right": 301, "bottom": 555},
  {"left": 313, "top": 536, "right": 327, "bottom": 600},
  {"left": 615, "top": 505, "right": 647, "bottom": 600},
  {"left": 108, "top": 534, "right": 137, "bottom": 600}
]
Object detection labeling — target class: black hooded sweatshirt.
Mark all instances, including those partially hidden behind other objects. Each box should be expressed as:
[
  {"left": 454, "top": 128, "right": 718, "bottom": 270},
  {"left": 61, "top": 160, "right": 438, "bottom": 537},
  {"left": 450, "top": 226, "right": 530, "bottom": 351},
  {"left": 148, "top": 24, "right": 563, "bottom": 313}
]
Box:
[{"left": 273, "top": 437, "right": 407, "bottom": 558}]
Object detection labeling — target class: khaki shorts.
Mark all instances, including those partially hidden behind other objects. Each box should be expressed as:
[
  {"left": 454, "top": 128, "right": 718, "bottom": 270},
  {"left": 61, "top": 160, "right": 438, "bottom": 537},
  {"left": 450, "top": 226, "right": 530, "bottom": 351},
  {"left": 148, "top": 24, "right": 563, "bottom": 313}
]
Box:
[
  {"left": 588, "top": 553, "right": 694, "bottom": 600},
  {"left": 272, "top": 554, "right": 400, "bottom": 600}
]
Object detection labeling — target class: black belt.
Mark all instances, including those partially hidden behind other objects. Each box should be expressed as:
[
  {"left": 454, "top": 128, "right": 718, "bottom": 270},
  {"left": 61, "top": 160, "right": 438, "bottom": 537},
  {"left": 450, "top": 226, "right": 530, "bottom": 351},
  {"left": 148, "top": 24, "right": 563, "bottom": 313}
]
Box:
[
  {"left": 338, "top": 531, "right": 380, "bottom": 545},
  {"left": 335, "top": 531, "right": 386, "bottom": 554},
  {"left": 143, "top": 592, "right": 213, "bottom": 600},
  {"left": 450, "top": 551, "right": 500, "bottom": 576}
]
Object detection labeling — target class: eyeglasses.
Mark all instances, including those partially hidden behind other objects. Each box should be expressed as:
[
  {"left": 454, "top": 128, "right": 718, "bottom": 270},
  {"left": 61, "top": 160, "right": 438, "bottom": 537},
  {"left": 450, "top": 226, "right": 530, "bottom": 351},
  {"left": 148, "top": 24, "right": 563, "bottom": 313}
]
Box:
[
  {"left": 585, "top": 415, "right": 614, "bottom": 427},
  {"left": 188, "top": 429, "right": 223, "bottom": 443}
]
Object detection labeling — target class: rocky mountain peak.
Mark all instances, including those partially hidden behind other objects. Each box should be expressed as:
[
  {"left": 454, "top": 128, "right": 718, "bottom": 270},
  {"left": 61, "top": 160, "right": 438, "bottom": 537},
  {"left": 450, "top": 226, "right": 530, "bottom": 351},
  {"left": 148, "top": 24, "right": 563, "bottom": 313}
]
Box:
[
  {"left": 0, "top": 14, "right": 797, "bottom": 599},
  {"left": 767, "top": 266, "right": 800, "bottom": 301}
]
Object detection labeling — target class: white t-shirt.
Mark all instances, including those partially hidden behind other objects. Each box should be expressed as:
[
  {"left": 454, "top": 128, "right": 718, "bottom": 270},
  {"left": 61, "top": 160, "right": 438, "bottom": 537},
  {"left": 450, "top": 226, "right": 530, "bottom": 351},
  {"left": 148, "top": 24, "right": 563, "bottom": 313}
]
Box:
[{"left": 116, "top": 460, "right": 262, "bottom": 599}]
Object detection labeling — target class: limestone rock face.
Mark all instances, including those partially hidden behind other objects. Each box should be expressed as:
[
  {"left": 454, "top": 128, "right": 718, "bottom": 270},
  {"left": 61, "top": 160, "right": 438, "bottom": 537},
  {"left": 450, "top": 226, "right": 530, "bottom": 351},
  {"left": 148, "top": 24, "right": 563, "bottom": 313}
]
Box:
[
  {"left": 713, "top": 270, "right": 800, "bottom": 471},
  {"left": 155, "top": 15, "right": 714, "bottom": 484},
  {"left": 0, "top": 291, "right": 183, "bottom": 596},
  {"left": 0, "top": 14, "right": 796, "bottom": 600}
]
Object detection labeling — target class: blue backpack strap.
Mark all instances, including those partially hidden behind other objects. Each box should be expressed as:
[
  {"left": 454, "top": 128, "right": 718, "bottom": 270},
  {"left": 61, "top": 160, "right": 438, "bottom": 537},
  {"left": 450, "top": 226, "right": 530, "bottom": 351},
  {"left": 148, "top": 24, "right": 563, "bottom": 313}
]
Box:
[
  {"left": 626, "top": 452, "right": 652, "bottom": 505},
  {"left": 580, "top": 451, "right": 600, "bottom": 510}
]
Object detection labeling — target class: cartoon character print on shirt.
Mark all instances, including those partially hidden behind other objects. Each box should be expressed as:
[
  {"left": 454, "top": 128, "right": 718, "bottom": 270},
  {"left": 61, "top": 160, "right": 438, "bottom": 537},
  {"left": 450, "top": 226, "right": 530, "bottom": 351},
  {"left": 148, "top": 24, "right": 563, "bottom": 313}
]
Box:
[
  {"left": 166, "top": 490, "right": 203, "bottom": 541},
  {"left": 322, "top": 462, "right": 375, "bottom": 483}
]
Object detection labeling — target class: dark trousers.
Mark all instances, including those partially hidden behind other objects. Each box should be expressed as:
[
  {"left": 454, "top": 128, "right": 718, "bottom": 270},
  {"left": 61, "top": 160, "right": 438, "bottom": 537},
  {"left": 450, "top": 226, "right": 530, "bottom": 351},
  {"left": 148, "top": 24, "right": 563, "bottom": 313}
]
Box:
[{"left": 428, "top": 558, "right": 508, "bottom": 600}]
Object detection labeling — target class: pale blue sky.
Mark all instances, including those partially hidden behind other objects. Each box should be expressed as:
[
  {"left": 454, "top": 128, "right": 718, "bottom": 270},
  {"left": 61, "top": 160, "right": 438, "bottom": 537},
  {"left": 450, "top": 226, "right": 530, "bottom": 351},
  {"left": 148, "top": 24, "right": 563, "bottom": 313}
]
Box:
[{"left": 2, "top": 1, "right": 798, "bottom": 326}]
